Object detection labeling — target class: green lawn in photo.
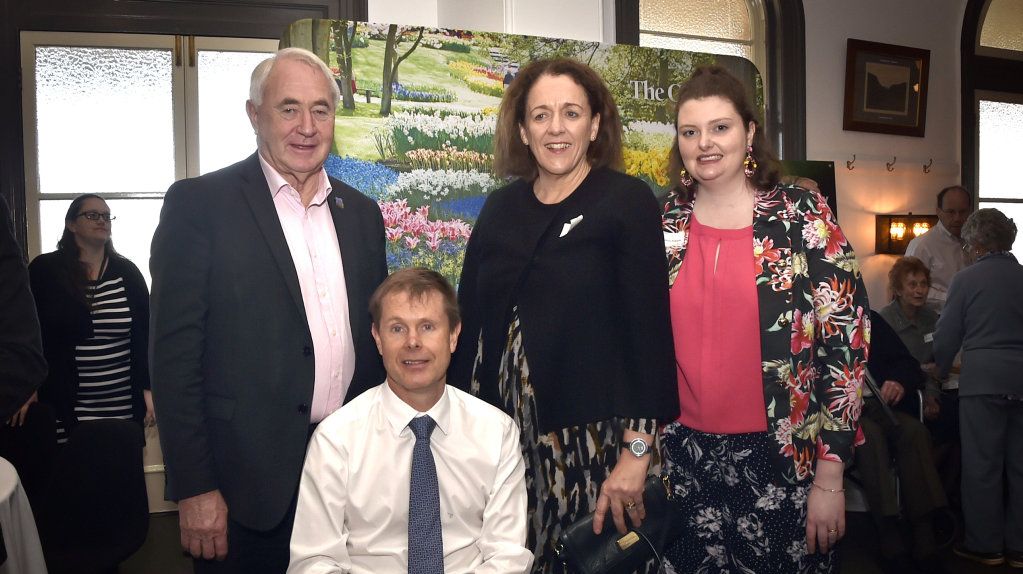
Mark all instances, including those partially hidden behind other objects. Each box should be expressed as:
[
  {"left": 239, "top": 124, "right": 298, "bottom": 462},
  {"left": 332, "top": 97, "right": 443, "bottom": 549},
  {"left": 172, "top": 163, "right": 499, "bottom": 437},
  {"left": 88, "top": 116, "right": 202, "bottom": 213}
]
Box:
[
  {"left": 332, "top": 38, "right": 504, "bottom": 160},
  {"left": 346, "top": 39, "right": 503, "bottom": 110},
  {"left": 332, "top": 112, "right": 381, "bottom": 159}
]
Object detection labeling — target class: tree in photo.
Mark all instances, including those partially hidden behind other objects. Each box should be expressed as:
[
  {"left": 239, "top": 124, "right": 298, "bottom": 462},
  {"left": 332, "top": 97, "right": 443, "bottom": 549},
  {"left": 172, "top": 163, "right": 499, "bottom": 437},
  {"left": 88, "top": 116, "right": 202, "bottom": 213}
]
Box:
[
  {"left": 379, "top": 25, "right": 425, "bottom": 117},
  {"left": 331, "top": 20, "right": 357, "bottom": 110}
]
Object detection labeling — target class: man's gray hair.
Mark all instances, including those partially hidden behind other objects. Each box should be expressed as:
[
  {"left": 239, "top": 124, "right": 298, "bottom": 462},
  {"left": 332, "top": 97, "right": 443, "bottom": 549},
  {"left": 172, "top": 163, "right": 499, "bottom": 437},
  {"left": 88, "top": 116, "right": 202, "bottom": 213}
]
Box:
[
  {"left": 249, "top": 47, "right": 340, "bottom": 108},
  {"left": 962, "top": 208, "right": 1017, "bottom": 252}
]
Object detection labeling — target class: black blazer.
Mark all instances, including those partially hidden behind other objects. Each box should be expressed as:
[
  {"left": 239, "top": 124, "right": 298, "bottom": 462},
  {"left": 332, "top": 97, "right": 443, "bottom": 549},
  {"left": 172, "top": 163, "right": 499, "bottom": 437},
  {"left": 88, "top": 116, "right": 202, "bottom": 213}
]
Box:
[
  {"left": 29, "top": 251, "right": 150, "bottom": 428},
  {"left": 0, "top": 196, "right": 46, "bottom": 421},
  {"left": 150, "top": 153, "right": 387, "bottom": 530},
  {"left": 452, "top": 167, "right": 678, "bottom": 431}
]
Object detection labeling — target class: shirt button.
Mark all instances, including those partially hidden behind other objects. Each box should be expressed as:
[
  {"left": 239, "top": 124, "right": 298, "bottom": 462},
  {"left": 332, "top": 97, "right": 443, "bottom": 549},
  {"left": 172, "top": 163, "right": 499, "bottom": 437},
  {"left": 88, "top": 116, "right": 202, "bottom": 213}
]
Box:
[
  {"left": 297, "top": 403, "right": 309, "bottom": 414},
  {"left": 329, "top": 329, "right": 336, "bottom": 337}
]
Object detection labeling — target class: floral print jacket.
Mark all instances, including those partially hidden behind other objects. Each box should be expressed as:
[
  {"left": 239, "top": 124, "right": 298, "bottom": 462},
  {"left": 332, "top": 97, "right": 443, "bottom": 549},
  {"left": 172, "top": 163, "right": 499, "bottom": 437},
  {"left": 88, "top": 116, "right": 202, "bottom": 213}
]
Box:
[{"left": 662, "top": 184, "right": 868, "bottom": 484}]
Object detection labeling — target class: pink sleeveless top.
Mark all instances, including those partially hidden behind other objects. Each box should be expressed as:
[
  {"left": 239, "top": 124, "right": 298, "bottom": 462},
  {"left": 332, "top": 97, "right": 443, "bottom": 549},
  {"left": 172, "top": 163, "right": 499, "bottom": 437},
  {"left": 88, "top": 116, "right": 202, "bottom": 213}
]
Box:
[{"left": 670, "top": 216, "right": 767, "bottom": 433}]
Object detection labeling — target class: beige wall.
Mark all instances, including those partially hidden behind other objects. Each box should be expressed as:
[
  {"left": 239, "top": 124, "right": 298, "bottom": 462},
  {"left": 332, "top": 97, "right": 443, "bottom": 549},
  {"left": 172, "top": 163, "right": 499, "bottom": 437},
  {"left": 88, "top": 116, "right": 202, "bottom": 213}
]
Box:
[
  {"left": 369, "top": 0, "right": 614, "bottom": 42},
  {"left": 803, "top": 0, "right": 969, "bottom": 307}
]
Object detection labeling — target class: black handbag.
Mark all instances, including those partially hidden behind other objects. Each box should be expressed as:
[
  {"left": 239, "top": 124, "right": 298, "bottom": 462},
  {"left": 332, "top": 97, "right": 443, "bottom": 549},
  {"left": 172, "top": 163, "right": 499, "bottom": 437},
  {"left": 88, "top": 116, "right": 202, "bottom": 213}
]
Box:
[{"left": 554, "top": 475, "right": 682, "bottom": 574}]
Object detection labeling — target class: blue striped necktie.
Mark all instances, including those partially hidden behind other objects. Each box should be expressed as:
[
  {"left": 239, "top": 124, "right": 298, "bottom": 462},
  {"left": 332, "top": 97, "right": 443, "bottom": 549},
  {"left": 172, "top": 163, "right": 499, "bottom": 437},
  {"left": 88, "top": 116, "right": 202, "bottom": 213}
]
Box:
[{"left": 408, "top": 415, "right": 443, "bottom": 574}]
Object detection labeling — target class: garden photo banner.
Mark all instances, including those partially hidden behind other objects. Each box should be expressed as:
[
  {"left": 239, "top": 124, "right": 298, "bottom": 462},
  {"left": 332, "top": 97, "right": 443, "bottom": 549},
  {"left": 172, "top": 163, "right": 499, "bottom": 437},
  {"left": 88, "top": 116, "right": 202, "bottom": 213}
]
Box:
[{"left": 280, "top": 20, "right": 763, "bottom": 286}]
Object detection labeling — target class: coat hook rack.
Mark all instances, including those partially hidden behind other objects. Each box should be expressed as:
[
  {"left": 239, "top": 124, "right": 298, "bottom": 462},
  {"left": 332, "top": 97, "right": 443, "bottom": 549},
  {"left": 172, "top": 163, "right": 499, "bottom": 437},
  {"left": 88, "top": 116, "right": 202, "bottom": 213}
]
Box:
[
  {"left": 923, "top": 158, "right": 933, "bottom": 174},
  {"left": 846, "top": 154, "right": 856, "bottom": 170},
  {"left": 886, "top": 156, "right": 897, "bottom": 172}
]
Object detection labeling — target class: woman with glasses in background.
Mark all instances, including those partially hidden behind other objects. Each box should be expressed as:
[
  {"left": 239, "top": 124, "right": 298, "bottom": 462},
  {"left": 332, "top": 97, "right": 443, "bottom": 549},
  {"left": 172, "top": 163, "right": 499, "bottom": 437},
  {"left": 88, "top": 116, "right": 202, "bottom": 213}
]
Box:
[{"left": 12, "top": 194, "right": 153, "bottom": 442}]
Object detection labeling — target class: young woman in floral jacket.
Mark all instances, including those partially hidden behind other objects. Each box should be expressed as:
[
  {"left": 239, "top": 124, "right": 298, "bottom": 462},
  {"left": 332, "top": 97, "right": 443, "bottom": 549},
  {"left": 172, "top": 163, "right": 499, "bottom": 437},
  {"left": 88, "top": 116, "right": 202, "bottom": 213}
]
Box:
[{"left": 659, "top": 66, "right": 869, "bottom": 574}]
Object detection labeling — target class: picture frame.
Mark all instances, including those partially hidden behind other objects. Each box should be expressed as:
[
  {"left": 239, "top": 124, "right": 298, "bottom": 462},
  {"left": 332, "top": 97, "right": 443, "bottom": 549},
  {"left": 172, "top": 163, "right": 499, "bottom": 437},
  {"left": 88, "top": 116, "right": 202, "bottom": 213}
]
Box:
[{"left": 843, "top": 39, "right": 930, "bottom": 137}]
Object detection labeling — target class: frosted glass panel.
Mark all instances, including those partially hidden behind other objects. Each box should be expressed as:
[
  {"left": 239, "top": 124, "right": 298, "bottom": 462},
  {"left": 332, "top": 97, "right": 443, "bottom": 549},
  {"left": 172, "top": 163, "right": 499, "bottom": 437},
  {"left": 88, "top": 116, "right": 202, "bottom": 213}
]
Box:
[
  {"left": 640, "top": 0, "right": 751, "bottom": 40},
  {"left": 980, "top": 0, "right": 1023, "bottom": 52},
  {"left": 977, "top": 201, "right": 1023, "bottom": 257},
  {"left": 39, "top": 198, "right": 164, "bottom": 287},
  {"left": 640, "top": 33, "right": 751, "bottom": 61},
  {"left": 198, "top": 50, "right": 274, "bottom": 174},
  {"left": 35, "top": 47, "right": 175, "bottom": 195},
  {"left": 979, "top": 99, "right": 1023, "bottom": 199}
]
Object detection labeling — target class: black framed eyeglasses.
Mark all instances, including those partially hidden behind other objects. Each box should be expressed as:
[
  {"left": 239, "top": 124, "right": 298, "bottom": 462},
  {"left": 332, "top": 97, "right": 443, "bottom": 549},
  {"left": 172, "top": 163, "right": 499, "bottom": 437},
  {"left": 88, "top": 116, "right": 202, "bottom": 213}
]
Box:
[{"left": 76, "top": 211, "right": 116, "bottom": 221}]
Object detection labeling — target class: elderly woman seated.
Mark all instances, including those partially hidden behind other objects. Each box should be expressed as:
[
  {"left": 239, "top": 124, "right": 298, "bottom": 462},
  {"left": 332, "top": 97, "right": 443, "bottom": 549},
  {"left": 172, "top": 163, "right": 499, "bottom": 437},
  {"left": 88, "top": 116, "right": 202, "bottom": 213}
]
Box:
[
  {"left": 860, "top": 310, "right": 950, "bottom": 573},
  {"left": 935, "top": 208, "right": 1023, "bottom": 568}
]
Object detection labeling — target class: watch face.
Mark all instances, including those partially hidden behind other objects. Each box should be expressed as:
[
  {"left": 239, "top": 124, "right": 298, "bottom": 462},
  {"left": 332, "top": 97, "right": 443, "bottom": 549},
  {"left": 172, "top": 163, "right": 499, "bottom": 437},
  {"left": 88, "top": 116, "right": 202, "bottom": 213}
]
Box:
[{"left": 629, "top": 439, "right": 649, "bottom": 457}]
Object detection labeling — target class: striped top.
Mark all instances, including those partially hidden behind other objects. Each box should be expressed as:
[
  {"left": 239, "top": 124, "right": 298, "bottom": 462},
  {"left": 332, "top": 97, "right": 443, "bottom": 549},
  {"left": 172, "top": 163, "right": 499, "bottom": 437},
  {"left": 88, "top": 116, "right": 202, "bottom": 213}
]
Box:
[{"left": 56, "top": 275, "right": 135, "bottom": 442}]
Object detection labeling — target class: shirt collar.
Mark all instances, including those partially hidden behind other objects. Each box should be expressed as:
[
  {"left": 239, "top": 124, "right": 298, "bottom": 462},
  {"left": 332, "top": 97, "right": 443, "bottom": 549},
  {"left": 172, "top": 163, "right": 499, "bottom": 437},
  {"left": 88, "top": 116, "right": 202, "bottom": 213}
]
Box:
[
  {"left": 257, "top": 152, "right": 332, "bottom": 207},
  {"left": 380, "top": 382, "right": 451, "bottom": 439},
  {"left": 935, "top": 220, "right": 960, "bottom": 242}
]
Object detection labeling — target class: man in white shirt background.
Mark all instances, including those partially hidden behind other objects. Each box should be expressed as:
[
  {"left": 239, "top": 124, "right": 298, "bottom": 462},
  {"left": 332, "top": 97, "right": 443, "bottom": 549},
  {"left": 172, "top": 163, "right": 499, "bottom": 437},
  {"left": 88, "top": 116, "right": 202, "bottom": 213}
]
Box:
[
  {"left": 905, "top": 185, "right": 974, "bottom": 310},
  {"left": 288, "top": 268, "right": 532, "bottom": 574}
]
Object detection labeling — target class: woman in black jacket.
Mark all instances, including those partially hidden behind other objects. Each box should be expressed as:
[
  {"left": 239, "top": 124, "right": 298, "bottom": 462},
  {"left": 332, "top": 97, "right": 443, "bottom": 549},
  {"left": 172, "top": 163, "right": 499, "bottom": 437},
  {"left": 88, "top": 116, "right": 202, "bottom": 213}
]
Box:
[
  {"left": 452, "top": 58, "right": 678, "bottom": 572},
  {"left": 24, "top": 194, "right": 152, "bottom": 442}
]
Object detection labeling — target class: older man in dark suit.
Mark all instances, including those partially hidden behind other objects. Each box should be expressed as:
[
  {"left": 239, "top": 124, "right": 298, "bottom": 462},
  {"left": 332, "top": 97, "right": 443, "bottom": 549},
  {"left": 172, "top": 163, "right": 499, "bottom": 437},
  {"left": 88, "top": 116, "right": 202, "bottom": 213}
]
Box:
[{"left": 150, "top": 47, "right": 387, "bottom": 573}]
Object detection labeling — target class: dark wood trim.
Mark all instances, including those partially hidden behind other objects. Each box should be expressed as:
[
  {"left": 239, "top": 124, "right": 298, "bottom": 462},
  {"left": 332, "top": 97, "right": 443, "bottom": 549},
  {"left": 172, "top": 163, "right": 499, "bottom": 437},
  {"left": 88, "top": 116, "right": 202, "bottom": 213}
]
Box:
[
  {"left": 961, "top": 0, "right": 1023, "bottom": 196},
  {"left": 1, "top": 0, "right": 368, "bottom": 253},
  {"left": 961, "top": 0, "right": 984, "bottom": 194},
  {"left": 764, "top": 0, "right": 805, "bottom": 159},
  {"left": 615, "top": 0, "right": 639, "bottom": 45}
]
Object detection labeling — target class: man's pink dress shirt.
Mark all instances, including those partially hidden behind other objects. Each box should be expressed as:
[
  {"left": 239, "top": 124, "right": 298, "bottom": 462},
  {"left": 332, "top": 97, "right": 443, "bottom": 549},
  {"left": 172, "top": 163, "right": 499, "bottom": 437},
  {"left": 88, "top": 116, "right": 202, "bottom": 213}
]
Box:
[{"left": 260, "top": 154, "right": 355, "bottom": 423}]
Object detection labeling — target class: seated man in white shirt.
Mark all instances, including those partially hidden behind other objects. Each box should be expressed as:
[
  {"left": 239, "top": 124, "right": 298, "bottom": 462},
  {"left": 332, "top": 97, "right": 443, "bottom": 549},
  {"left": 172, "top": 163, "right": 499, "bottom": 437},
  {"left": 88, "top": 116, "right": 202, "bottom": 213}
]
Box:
[{"left": 288, "top": 268, "right": 532, "bottom": 574}]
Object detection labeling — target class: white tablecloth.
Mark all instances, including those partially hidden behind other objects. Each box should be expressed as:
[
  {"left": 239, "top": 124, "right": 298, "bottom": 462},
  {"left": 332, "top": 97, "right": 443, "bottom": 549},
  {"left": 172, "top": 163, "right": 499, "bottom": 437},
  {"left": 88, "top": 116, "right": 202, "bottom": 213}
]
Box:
[{"left": 0, "top": 456, "right": 47, "bottom": 574}]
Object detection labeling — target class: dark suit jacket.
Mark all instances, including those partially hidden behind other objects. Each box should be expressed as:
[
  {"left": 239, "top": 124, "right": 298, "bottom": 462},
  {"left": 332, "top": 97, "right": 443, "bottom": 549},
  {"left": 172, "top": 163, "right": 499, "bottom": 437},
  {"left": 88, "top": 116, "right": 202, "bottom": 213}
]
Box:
[
  {"left": 150, "top": 153, "right": 386, "bottom": 530},
  {"left": 0, "top": 196, "right": 47, "bottom": 421}
]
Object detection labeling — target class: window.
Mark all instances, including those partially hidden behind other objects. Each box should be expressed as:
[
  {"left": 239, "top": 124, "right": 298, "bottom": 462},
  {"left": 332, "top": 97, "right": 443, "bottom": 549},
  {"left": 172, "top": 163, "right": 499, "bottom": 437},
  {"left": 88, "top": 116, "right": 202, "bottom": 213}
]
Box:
[
  {"left": 976, "top": 92, "right": 1023, "bottom": 254},
  {"left": 638, "top": 0, "right": 766, "bottom": 84},
  {"left": 22, "top": 32, "right": 279, "bottom": 282},
  {"left": 963, "top": 0, "right": 1023, "bottom": 255}
]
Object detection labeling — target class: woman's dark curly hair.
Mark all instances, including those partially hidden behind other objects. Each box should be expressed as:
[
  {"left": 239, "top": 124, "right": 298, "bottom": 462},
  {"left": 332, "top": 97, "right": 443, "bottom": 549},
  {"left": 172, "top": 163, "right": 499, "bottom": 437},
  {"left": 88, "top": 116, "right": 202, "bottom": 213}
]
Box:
[{"left": 666, "top": 66, "right": 780, "bottom": 199}]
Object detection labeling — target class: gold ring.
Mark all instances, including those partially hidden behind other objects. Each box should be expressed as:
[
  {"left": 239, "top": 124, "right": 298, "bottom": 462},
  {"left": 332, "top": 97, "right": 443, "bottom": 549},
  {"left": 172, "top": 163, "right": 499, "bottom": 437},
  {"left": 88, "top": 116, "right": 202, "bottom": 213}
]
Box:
[
  {"left": 827, "top": 528, "right": 838, "bottom": 534},
  {"left": 625, "top": 501, "right": 637, "bottom": 510}
]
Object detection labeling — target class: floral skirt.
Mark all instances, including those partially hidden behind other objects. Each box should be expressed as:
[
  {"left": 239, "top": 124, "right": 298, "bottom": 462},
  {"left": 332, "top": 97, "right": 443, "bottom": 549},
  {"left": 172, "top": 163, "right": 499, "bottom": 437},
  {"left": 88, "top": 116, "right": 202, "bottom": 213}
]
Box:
[
  {"left": 473, "top": 310, "right": 657, "bottom": 573},
  {"left": 660, "top": 422, "right": 834, "bottom": 574}
]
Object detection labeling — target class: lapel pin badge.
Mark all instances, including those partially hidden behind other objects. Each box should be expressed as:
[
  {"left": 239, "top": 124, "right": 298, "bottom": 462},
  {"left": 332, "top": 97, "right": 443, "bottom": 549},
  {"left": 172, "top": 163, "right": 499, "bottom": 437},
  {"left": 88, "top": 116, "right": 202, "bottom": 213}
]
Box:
[{"left": 334, "top": 196, "right": 345, "bottom": 209}]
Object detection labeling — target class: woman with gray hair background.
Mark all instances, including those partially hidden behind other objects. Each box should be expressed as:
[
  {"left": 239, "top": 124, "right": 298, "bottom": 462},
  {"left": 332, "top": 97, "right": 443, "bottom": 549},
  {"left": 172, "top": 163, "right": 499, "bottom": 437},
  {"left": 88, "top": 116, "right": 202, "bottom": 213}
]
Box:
[{"left": 933, "top": 208, "right": 1023, "bottom": 568}]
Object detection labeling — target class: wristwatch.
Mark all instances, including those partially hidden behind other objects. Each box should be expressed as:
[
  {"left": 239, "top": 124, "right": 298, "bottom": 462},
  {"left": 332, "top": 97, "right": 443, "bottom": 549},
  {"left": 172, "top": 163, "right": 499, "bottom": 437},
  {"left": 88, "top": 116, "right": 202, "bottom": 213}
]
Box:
[{"left": 627, "top": 437, "right": 651, "bottom": 458}]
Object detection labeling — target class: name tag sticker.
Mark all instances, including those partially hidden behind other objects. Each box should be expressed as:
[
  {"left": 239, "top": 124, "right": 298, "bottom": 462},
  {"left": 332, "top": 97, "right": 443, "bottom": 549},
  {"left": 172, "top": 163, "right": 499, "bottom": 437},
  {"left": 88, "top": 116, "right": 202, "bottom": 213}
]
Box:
[
  {"left": 924, "top": 332, "right": 934, "bottom": 343},
  {"left": 664, "top": 232, "right": 685, "bottom": 250}
]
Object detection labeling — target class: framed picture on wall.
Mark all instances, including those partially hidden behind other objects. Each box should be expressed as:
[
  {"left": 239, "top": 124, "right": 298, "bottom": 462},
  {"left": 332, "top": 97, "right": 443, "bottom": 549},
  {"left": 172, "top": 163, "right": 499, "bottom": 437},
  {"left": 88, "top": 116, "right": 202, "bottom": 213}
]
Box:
[{"left": 842, "top": 38, "right": 930, "bottom": 137}]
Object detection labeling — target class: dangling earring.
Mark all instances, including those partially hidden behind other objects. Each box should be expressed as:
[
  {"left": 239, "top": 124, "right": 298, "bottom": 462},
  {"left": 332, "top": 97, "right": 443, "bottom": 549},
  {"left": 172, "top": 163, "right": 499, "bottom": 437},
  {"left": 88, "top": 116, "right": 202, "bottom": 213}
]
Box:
[
  {"left": 679, "top": 166, "right": 693, "bottom": 187},
  {"left": 744, "top": 145, "right": 758, "bottom": 178}
]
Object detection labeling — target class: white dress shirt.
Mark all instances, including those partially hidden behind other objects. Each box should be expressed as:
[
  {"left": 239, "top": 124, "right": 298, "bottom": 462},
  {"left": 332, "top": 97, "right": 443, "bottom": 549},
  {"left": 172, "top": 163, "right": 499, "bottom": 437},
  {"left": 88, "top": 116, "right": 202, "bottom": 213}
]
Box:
[
  {"left": 288, "top": 383, "right": 532, "bottom": 574},
  {"left": 905, "top": 220, "right": 969, "bottom": 310},
  {"left": 259, "top": 154, "right": 355, "bottom": 422}
]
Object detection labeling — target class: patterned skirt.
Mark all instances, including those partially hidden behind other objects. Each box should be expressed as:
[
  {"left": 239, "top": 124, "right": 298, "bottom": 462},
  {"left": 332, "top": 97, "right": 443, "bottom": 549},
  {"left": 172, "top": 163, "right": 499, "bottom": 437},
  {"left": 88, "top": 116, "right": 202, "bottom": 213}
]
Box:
[
  {"left": 660, "top": 422, "right": 834, "bottom": 574},
  {"left": 473, "top": 309, "right": 657, "bottom": 573}
]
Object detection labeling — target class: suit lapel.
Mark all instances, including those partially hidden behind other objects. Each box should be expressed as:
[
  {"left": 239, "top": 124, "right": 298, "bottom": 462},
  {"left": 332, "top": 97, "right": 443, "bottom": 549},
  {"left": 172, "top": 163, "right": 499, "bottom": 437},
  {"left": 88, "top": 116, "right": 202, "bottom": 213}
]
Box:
[
  {"left": 238, "top": 154, "right": 308, "bottom": 322},
  {"left": 327, "top": 183, "right": 365, "bottom": 338}
]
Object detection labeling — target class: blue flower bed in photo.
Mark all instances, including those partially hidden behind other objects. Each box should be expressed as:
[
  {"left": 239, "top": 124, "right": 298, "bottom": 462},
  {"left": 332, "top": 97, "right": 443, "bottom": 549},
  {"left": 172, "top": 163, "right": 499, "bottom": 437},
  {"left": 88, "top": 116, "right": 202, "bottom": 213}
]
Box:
[
  {"left": 434, "top": 195, "right": 487, "bottom": 221},
  {"left": 392, "top": 82, "right": 455, "bottom": 103},
  {"left": 324, "top": 155, "right": 398, "bottom": 200}
]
